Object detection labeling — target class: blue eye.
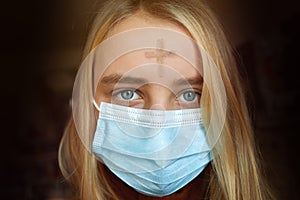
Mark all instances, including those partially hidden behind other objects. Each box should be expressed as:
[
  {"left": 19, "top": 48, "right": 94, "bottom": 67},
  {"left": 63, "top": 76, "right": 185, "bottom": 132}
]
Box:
[
  {"left": 178, "top": 91, "right": 199, "bottom": 102},
  {"left": 183, "top": 91, "right": 196, "bottom": 101},
  {"left": 116, "top": 90, "right": 139, "bottom": 100}
]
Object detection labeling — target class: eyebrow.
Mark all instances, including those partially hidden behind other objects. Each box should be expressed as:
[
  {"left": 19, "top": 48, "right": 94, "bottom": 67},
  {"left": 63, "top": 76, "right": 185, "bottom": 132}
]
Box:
[
  {"left": 100, "top": 73, "right": 203, "bottom": 87},
  {"left": 100, "top": 73, "right": 148, "bottom": 84}
]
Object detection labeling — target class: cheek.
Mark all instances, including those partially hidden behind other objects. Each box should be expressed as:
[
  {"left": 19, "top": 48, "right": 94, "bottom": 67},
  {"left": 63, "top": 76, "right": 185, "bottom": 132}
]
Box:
[{"left": 98, "top": 96, "right": 111, "bottom": 103}]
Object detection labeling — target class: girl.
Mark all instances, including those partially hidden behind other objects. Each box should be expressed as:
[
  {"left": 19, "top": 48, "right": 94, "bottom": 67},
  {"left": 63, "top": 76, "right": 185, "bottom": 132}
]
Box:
[{"left": 59, "top": 0, "right": 274, "bottom": 199}]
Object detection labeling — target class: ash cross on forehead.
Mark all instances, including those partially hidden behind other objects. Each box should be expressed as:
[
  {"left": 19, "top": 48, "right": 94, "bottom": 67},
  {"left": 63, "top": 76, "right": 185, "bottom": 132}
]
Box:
[{"left": 145, "top": 39, "right": 174, "bottom": 64}]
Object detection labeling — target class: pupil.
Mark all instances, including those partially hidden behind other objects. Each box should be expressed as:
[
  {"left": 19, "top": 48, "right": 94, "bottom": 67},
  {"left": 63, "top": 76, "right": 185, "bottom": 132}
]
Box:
[
  {"left": 184, "top": 91, "right": 195, "bottom": 101},
  {"left": 121, "top": 90, "right": 134, "bottom": 100}
]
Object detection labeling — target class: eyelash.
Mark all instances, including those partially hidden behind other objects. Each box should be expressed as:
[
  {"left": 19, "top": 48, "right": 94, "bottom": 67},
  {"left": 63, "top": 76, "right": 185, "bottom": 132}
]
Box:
[
  {"left": 112, "top": 89, "right": 141, "bottom": 101},
  {"left": 116, "top": 89, "right": 140, "bottom": 100},
  {"left": 112, "top": 89, "right": 201, "bottom": 103}
]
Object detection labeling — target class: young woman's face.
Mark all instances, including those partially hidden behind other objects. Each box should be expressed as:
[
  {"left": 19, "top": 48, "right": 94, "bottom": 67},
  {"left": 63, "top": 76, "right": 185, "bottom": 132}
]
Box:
[
  {"left": 95, "top": 13, "right": 203, "bottom": 110},
  {"left": 90, "top": 13, "right": 210, "bottom": 199}
]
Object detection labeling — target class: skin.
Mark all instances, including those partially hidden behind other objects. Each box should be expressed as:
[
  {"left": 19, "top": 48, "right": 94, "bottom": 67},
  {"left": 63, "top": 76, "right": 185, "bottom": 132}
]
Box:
[{"left": 95, "top": 12, "right": 208, "bottom": 199}]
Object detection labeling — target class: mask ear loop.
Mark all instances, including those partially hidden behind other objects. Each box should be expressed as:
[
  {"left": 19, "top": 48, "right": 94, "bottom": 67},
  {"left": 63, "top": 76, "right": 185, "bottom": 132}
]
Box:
[{"left": 93, "top": 99, "right": 101, "bottom": 111}]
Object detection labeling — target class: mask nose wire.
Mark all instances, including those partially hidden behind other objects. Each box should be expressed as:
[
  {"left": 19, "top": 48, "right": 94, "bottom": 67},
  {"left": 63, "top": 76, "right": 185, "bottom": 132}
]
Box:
[{"left": 93, "top": 101, "right": 170, "bottom": 111}]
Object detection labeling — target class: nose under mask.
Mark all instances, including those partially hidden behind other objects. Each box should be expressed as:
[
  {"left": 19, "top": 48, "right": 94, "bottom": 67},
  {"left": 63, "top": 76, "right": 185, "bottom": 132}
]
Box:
[{"left": 92, "top": 102, "right": 212, "bottom": 197}]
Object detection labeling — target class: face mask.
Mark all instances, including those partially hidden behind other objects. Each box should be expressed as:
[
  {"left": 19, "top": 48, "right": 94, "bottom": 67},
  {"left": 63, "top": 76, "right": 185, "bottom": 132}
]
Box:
[{"left": 92, "top": 102, "right": 212, "bottom": 197}]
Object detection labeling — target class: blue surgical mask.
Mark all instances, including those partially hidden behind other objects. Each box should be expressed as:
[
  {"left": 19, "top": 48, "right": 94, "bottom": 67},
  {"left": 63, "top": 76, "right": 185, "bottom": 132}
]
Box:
[{"left": 92, "top": 102, "right": 212, "bottom": 197}]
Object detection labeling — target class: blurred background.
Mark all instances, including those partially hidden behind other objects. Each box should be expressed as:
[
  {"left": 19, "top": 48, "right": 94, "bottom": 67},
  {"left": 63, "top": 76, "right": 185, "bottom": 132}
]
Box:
[{"left": 0, "top": 0, "right": 299, "bottom": 199}]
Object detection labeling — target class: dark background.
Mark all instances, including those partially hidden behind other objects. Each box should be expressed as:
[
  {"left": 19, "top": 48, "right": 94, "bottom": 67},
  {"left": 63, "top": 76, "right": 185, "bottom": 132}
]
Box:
[{"left": 1, "top": 0, "right": 299, "bottom": 199}]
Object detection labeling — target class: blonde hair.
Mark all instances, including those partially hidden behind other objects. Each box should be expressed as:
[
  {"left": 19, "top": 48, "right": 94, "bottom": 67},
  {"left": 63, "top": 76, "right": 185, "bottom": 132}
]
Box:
[{"left": 59, "top": 0, "right": 274, "bottom": 199}]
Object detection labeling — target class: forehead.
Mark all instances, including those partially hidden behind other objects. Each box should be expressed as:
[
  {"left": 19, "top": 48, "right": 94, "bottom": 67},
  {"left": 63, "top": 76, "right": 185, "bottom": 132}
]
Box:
[
  {"left": 91, "top": 24, "right": 203, "bottom": 95},
  {"left": 99, "top": 12, "right": 199, "bottom": 85},
  {"left": 101, "top": 50, "right": 200, "bottom": 80}
]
